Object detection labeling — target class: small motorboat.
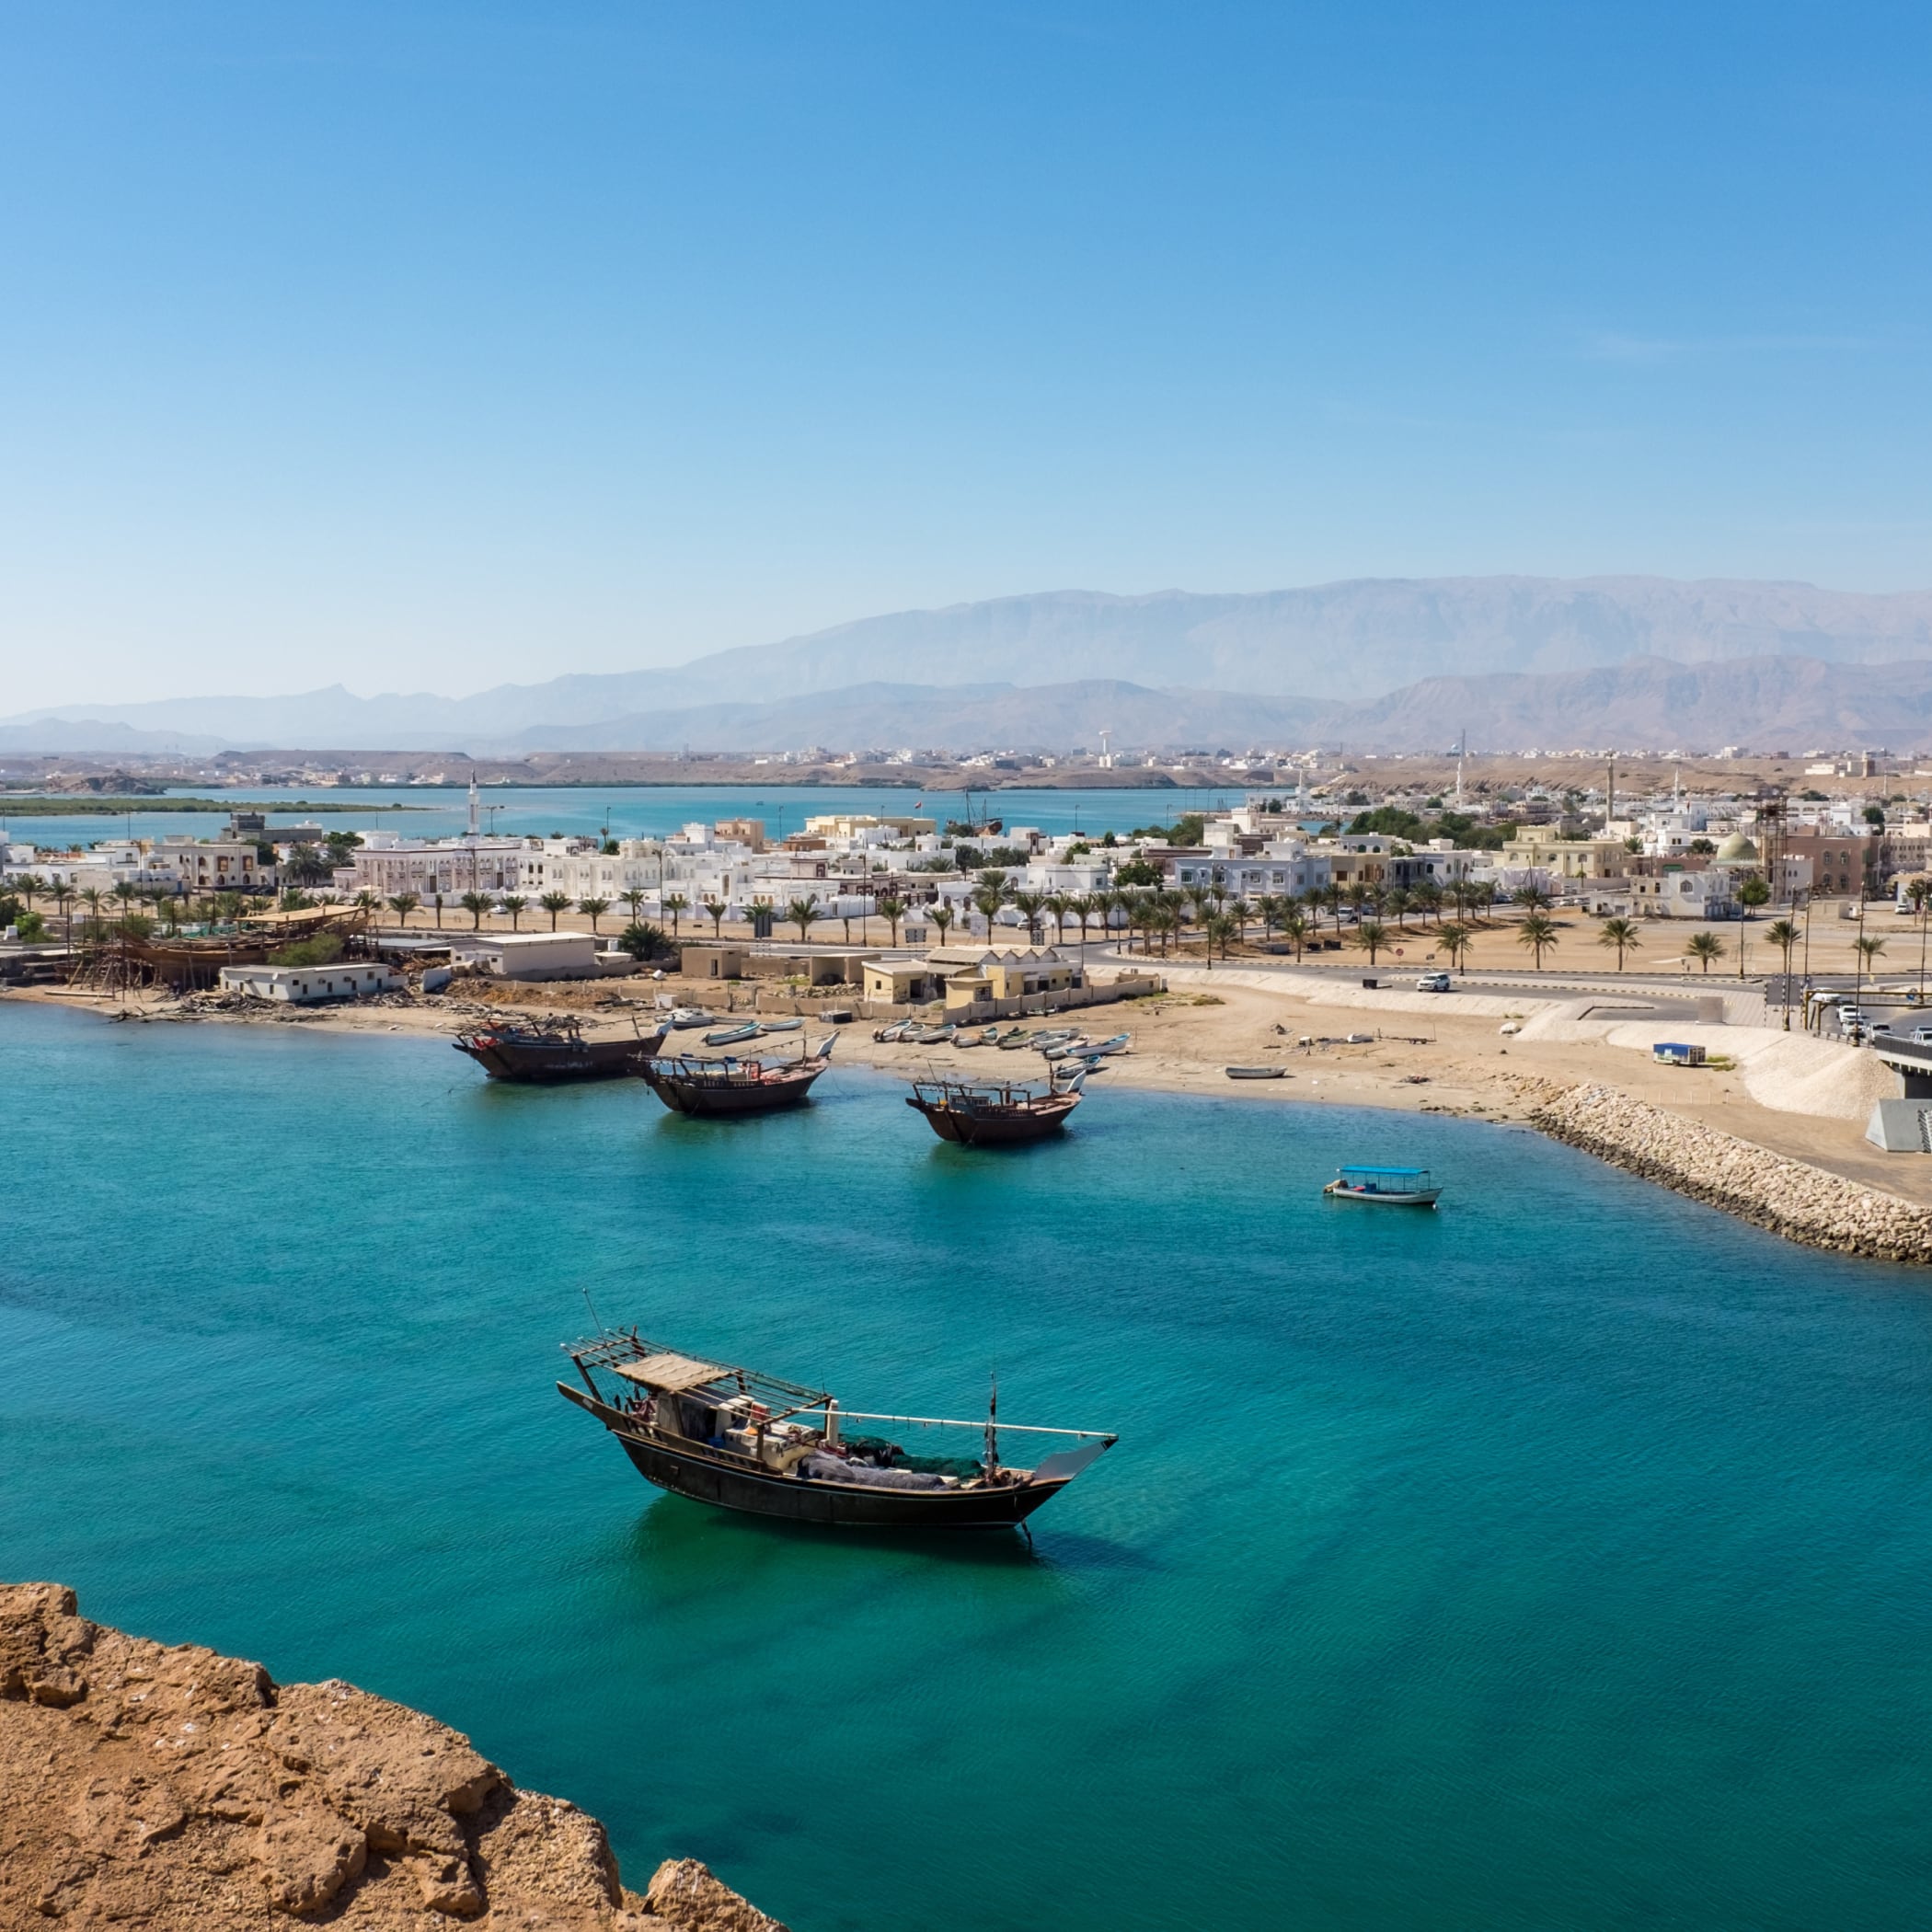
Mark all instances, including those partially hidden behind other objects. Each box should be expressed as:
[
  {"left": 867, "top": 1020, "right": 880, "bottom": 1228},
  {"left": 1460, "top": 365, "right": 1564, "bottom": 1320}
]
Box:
[
  {"left": 1225, "top": 1065, "right": 1285, "bottom": 1080},
  {"left": 668, "top": 1007, "right": 716, "bottom": 1029},
  {"left": 757, "top": 1018, "right": 804, "bottom": 1034},
  {"left": 558, "top": 1329, "right": 1117, "bottom": 1530},
  {"left": 1085, "top": 1033, "right": 1131, "bottom": 1057},
  {"left": 996, "top": 1029, "right": 1038, "bottom": 1051},
  {"left": 1040, "top": 1036, "right": 1090, "bottom": 1061},
  {"left": 704, "top": 1021, "right": 763, "bottom": 1047},
  {"left": 1322, "top": 1164, "right": 1442, "bottom": 1208},
  {"left": 904, "top": 1022, "right": 957, "bottom": 1045},
  {"left": 873, "top": 1020, "right": 909, "bottom": 1042}
]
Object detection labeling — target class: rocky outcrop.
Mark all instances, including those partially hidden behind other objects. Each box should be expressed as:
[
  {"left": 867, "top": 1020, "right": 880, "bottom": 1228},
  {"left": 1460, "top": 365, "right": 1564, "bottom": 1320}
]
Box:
[
  {"left": 1531, "top": 1084, "right": 1932, "bottom": 1263},
  {"left": 0, "top": 1582, "right": 787, "bottom": 1930}
]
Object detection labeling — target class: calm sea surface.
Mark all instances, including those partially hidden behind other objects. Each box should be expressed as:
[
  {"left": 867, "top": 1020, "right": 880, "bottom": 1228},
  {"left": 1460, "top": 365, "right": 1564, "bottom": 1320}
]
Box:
[
  {"left": 3, "top": 1000, "right": 1928, "bottom": 1930},
  {"left": 6, "top": 783, "right": 1248, "bottom": 850}
]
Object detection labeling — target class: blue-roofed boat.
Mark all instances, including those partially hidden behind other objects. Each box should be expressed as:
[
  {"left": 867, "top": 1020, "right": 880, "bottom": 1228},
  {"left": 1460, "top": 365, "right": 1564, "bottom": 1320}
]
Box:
[{"left": 1322, "top": 1164, "right": 1442, "bottom": 1208}]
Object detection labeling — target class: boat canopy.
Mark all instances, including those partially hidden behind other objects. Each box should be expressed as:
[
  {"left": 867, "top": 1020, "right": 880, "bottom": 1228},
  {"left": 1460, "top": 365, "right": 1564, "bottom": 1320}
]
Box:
[
  {"left": 612, "top": 1351, "right": 731, "bottom": 1393},
  {"left": 1338, "top": 1164, "right": 1431, "bottom": 1181}
]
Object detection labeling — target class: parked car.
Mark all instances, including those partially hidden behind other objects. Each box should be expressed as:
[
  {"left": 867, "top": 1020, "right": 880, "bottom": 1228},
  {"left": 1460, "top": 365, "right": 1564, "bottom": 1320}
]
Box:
[{"left": 1415, "top": 972, "right": 1452, "bottom": 992}]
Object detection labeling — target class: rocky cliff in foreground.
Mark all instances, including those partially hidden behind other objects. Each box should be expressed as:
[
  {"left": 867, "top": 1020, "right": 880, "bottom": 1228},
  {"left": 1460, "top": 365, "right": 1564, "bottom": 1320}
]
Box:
[{"left": 0, "top": 1582, "right": 785, "bottom": 1930}]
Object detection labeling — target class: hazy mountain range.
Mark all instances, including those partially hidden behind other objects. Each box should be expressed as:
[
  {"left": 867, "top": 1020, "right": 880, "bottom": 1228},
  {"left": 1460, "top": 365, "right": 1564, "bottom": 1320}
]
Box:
[{"left": 9, "top": 576, "right": 1932, "bottom": 754}]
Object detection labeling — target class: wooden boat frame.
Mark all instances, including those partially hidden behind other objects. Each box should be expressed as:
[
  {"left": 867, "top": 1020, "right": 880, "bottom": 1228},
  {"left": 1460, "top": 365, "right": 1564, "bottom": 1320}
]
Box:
[{"left": 558, "top": 1328, "right": 1115, "bottom": 1530}]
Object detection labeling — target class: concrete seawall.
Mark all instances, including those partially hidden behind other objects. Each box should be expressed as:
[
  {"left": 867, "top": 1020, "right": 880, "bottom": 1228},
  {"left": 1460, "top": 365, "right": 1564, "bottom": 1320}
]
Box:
[{"left": 1531, "top": 1084, "right": 1932, "bottom": 1264}]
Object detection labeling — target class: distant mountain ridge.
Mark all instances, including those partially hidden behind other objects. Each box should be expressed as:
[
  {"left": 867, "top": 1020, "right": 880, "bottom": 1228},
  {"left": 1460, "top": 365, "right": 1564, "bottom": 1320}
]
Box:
[{"left": 8, "top": 576, "right": 1932, "bottom": 752}]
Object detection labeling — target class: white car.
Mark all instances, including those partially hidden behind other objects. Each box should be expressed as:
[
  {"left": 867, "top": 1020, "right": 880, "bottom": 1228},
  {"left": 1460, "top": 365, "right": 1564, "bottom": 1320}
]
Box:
[
  {"left": 1415, "top": 972, "right": 1452, "bottom": 992},
  {"left": 1908, "top": 1026, "right": 1932, "bottom": 1046}
]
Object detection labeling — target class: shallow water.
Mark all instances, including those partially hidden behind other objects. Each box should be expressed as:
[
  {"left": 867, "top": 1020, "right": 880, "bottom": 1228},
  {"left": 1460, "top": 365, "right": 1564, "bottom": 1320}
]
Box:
[
  {"left": 7, "top": 781, "right": 1240, "bottom": 850},
  {"left": 3, "top": 1000, "right": 1928, "bottom": 1930}
]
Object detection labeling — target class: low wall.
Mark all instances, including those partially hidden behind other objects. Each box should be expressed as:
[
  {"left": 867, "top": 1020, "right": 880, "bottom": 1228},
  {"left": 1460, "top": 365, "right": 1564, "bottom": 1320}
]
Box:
[{"left": 1531, "top": 1083, "right": 1932, "bottom": 1263}]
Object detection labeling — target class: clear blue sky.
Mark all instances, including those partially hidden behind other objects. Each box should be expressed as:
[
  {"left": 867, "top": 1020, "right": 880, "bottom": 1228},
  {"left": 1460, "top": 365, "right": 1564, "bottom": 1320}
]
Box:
[{"left": 3, "top": 0, "right": 1927, "bottom": 707}]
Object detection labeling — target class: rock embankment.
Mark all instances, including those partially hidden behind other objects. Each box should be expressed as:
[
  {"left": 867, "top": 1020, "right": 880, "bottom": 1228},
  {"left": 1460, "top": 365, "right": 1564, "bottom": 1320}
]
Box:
[
  {"left": 1531, "top": 1084, "right": 1932, "bottom": 1263},
  {"left": 0, "top": 1582, "right": 785, "bottom": 1930}
]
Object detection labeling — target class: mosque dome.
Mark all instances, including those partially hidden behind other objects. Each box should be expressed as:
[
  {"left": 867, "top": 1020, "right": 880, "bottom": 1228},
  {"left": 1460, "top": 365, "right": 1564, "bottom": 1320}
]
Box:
[{"left": 1713, "top": 832, "right": 1760, "bottom": 864}]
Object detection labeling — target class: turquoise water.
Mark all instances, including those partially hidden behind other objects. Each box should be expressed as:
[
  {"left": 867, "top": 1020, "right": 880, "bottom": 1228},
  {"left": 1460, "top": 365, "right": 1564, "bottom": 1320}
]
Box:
[
  {"left": 3, "top": 1000, "right": 1929, "bottom": 1930},
  {"left": 6, "top": 783, "right": 1240, "bottom": 851}
]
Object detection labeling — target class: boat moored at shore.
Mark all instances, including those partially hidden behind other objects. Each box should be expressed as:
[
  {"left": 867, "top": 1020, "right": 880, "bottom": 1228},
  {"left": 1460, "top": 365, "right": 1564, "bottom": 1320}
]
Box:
[
  {"left": 454, "top": 1016, "right": 667, "bottom": 1083},
  {"left": 637, "top": 1038, "right": 835, "bottom": 1116},
  {"left": 905, "top": 1070, "right": 1084, "bottom": 1145}
]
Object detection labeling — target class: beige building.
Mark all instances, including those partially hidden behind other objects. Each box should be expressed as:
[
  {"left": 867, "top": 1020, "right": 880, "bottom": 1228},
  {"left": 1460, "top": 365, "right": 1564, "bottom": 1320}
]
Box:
[
  {"left": 1500, "top": 829, "right": 1629, "bottom": 880},
  {"left": 861, "top": 945, "right": 1084, "bottom": 1014}
]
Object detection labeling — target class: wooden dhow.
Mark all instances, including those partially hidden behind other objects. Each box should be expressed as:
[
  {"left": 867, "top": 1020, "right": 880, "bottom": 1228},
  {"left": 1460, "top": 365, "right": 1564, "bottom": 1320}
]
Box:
[
  {"left": 904, "top": 1067, "right": 1085, "bottom": 1145},
  {"left": 636, "top": 1036, "right": 835, "bottom": 1116},
  {"left": 558, "top": 1329, "right": 1116, "bottom": 1530},
  {"left": 454, "top": 1014, "right": 666, "bottom": 1083}
]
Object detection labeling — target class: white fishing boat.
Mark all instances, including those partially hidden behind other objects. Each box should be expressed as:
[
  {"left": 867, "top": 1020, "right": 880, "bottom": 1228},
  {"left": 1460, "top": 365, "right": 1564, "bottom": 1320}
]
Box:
[
  {"left": 1321, "top": 1164, "right": 1442, "bottom": 1208},
  {"left": 757, "top": 1018, "right": 804, "bottom": 1034}
]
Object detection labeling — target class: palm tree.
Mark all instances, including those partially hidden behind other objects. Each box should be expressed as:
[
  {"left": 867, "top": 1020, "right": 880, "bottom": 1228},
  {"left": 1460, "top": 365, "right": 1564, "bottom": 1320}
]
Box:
[
  {"left": 1011, "top": 891, "right": 1047, "bottom": 944},
  {"left": 972, "top": 880, "right": 1007, "bottom": 943},
  {"left": 662, "top": 892, "right": 688, "bottom": 937},
  {"left": 1319, "top": 881, "right": 1346, "bottom": 935},
  {"left": 1737, "top": 874, "right": 1770, "bottom": 918},
  {"left": 1203, "top": 910, "right": 1238, "bottom": 959},
  {"left": 1764, "top": 917, "right": 1802, "bottom": 1027},
  {"left": 1517, "top": 911, "right": 1558, "bottom": 969},
  {"left": 1343, "top": 880, "right": 1372, "bottom": 923},
  {"left": 1596, "top": 916, "right": 1642, "bottom": 970},
  {"left": 786, "top": 894, "right": 820, "bottom": 944},
  {"left": 1280, "top": 906, "right": 1309, "bottom": 961},
  {"left": 702, "top": 897, "right": 727, "bottom": 938},
  {"left": 577, "top": 895, "right": 610, "bottom": 934},
  {"left": 1854, "top": 932, "right": 1886, "bottom": 1006},
  {"left": 1436, "top": 921, "right": 1472, "bottom": 972},
  {"left": 1062, "top": 891, "right": 1092, "bottom": 955},
  {"left": 1907, "top": 879, "right": 1932, "bottom": 1005},
  {"left": 14, "top": 872, "right": 45, "bottom": 910},
  {"left": 539, "top": 891, "right": 573, "bottom": 930},
  {"left": 459, "top": 891, "right": 491, "bottom": 929},
  {"left": 1354, "top": 918, "right": 1390, "bottom": 964},
  {"left": 500, "top": 894, "right": 528, "bottom": 931},
  {"left": 1512, "top": 882, "right": 1553, "bottom": 912},
  {"left": 389, "top": 891, "right": 420, "bottom": 928},
  {"left": 876, "top": 894, "right": 907, "bottom": 947},
  {"left": 431, "top": 892, "right": 444, "bottom": 929},
  {"left": 1043, "top": 892, "right": 1072, "bottom": 951},
  {"left": 621, "top": 888, "right": 650, "bottom": 926},
  {"left": 1385, "top": 886, "right": 1412, "bottom": 928},
  {"left": 1414, "top": 880, "right": 1443, "bottom": 926},
  {"left": 353, "top": 890, "right": 383, "bottom": 925},
  {"left": 930, "top": 904, "right": 956, "bottom": 945},
  {"left": 1684, "top": 931, "right": 1727, "bottom": 973}
]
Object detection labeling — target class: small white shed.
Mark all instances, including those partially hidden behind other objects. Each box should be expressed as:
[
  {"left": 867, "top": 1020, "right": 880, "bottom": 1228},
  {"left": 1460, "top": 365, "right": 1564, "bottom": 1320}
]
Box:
[{"left": 452, "top": 932, "right": 598, "bottom": 980}]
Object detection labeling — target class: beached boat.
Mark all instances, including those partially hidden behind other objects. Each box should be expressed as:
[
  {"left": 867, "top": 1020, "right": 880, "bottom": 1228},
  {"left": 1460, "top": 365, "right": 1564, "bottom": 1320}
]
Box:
[
  {"left": 995, "top": 1029, "right": 1038, "bottom": 1051},
  {"left": 1040, "top": 1036, "right": 1090, "bottom": 1060},
  {"left": 1322, "top": 1164, "right": 1442, "bottom": 1207},
  {"left": 905, "top": 1072, "right": 1082, "bottom": 1145},
  {"left": 703, "top": 1021, "right": 763, "bottom": 1047},
  {"left": 757, "top": 1018, "right": 804, "bottom": 1034},
  {"left": 453, "top": 1016, "right": 667, "bottom": 1084},
  {"left": 903, "top": 1021, "right": 957, "bottom": 1045},
  {"left": 872, "top": 1020, "right": 909, "bottom": 1042},
  {"left": 667, "top": 1007, "right": 716, "bottom": 1029},
  {"left": 637, "top": 1038, "right": 834, "bottom": 1116},
  {"left": 1085, "top": 1033, "right": 1131, "bottom": 1057},
  {"left": 558, "top": 1330, "right": 1116, "bottom": 1530},
  {"left": 1224, "top": 1065, "right": 1285, "bottom": 1080}
]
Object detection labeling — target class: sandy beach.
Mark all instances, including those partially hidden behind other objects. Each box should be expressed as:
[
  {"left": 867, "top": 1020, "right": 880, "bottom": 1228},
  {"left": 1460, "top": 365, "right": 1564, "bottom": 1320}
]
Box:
[{"left": 14, "top": 933, "right": 1928, "bottom": 1218}]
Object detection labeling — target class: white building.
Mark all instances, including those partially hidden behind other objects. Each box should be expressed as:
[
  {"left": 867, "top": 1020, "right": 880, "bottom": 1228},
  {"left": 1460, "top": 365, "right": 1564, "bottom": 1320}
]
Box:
[
  {"left": 219, "top": 963, "right": 401, "bottom": 1003},
  {"left": 450, "top": 931, "right": 601, "bottom": 979}
]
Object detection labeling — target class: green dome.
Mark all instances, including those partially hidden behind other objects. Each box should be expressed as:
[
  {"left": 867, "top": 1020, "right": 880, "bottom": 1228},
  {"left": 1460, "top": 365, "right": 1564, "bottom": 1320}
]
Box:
[{"left": 1713, "top": 831, "right": 1760, "bottom": 863}]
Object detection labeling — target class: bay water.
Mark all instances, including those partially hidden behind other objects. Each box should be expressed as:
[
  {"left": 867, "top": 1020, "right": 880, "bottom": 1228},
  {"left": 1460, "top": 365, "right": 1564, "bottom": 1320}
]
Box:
[{"left": 2, "top": 999, "right": 1927, "bottom": 1929}]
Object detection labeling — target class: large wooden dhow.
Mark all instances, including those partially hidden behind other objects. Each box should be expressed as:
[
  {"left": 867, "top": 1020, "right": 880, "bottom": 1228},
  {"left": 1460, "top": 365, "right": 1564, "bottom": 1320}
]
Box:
[
  {"left": 635, "top": 1036, "right": 835, "bottom": 1116},
  {"left": 558, "top": 1331, "right": 1116, "bottom": 1531},
  {"left": 904, "top": 1067, "right": 1086, "bottom": 1145},
  {"left": 453, "top": 1014, "right": 667, "bottom": 1083},
  {"left": 83, "top": 904, "right": 371, "bottom": 992}
]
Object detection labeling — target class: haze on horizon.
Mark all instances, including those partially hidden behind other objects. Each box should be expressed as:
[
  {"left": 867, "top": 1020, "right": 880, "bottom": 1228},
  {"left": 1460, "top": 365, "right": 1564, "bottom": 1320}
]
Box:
[{"left": 3, "top": 0, "right": 1928, "bottom": 714}]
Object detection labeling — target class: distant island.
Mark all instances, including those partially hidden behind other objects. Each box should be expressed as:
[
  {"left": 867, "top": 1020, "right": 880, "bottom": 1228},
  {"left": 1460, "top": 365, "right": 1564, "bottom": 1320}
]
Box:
[{"left": 0, "top": 796, "right": 423, "bottom": 816}]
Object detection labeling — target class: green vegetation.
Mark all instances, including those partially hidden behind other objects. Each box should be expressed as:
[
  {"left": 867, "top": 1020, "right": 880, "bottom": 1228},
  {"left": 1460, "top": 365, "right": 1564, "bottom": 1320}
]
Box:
[
  {"left": 1110, "top": 858, "right": 1165, "bottom": 887},
  {"left": 269, "top": 933, "right": 345, "bottom": 967},
  {"left": 1684, "top": 931, "right": 1727, "bottom": 972},
  {"left": 1344, "top": 805, "right": 1511, "bottom": 850},
  {"left": 1126, "top": 813, "right": 1205, "bottom": 845},
  {"left": 617, "top": 920, "right": 668, "bottom": 961}
]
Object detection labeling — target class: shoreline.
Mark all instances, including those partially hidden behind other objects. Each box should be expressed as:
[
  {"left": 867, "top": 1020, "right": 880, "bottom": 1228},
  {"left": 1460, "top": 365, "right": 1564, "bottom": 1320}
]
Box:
[{"left": 12, "top": 971, "right": 1928, "bottom": 1263}]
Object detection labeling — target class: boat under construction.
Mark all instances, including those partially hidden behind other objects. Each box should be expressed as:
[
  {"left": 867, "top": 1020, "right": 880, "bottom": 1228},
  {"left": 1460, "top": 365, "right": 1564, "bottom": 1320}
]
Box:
[
  {"left": 904, "top": 1068, "right": 1085, "bottom": 1146},
  {"left": 454, "top": 1014, "right": 667, "bottom": 1083},
  {"left": 558, "top": 1329, "right": 1116, "bottom": 1530},
  {"left": 635, "top": 1037, "right": 835, "bottom": 1116}
]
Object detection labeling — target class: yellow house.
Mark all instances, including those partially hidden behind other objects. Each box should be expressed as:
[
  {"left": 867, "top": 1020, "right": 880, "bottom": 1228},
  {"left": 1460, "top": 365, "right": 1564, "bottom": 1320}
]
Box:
[
  {"left": 861, "top": 945, "right": 1082, "bottom": 1013},
  {"left": 1501, "top": 829, "right": 1629, "bottom": 880}
]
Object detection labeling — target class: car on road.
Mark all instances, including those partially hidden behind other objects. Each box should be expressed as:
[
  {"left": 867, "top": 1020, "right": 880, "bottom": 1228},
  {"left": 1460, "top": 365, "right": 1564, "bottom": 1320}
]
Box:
[
  {"left": 1909, "top": 1026, "right": 1932, "bottom": 1046},
  {"left": 1415, "top": 972, "right": 1452, "bottom": 993}
]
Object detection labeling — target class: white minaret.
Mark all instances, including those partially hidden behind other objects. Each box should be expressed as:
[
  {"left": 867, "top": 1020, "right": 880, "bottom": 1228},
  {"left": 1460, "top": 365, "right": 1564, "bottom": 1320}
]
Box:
[
  {"left": 467, "top": 770, "right": 480, "bottom": 837},
  {"left": 1455, "top": 730, "right": 1466, "bottom": 808}
]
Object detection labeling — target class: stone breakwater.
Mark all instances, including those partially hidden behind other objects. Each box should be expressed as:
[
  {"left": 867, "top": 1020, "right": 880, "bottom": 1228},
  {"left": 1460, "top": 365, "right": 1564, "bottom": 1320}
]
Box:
[
  {"left": 0, "top": 1581, "right": 785, "bottom": 1930},
  {"left": 1531, "top": 1084, "right": 1932, "bottom": 1264}
]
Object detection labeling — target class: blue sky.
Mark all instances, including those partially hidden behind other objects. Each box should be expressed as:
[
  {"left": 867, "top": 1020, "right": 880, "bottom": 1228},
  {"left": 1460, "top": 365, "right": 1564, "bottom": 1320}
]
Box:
[{"left": 3, "top": 0, "right": 1927, "bottom": 707}]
